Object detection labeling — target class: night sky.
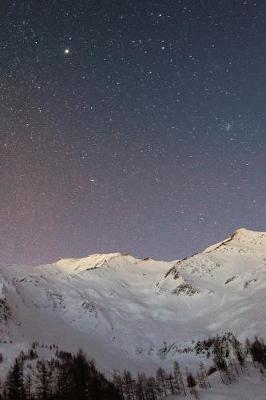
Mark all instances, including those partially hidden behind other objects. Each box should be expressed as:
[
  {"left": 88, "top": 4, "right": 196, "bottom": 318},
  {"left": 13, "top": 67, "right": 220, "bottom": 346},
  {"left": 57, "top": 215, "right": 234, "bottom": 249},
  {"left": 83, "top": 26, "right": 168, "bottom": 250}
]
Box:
[{"left": 1, "top": 0, "right": 265, "bottom": 265}]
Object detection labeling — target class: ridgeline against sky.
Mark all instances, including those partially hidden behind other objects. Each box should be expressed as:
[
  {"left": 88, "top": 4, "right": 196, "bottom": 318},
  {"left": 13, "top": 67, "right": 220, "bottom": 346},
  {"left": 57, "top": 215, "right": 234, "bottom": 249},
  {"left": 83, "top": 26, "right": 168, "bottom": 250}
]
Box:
[{"left": 0, "top": 0, "right": 265, "bottom": 264}]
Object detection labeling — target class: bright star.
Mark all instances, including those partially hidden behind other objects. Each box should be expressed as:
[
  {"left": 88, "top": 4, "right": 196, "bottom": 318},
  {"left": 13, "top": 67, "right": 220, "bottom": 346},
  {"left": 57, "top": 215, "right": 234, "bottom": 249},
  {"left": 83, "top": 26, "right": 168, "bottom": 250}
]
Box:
[{"left": 64, "top": 48, "right": 70, "bottom": 54}]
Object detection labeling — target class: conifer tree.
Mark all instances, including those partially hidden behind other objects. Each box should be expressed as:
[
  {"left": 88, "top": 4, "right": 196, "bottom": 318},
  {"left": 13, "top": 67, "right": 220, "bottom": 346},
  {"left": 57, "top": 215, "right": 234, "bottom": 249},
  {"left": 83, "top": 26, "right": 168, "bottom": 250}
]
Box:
[
  {"left": 5, "top": 358, "right": 26, "bottom": 400},
  {"left": 173, "top": 361, "right": 186, "bottom": 396},
  {"left": 156, "top": 368, "right": 167, "bottom": 397},
  {"left": 135, "top": 373, "right": 147, "bottom": 400},
  {"left": 122, "top": 370, "right": 135, "bottom": 400},
  {"left": 113, "top": 374, "right": 125, "bottom": 399},
  {"left": 197, "top": 362, "right": 211, "bottom": 389},
  {"left": 165, "top": 373, "right": 175, "bottom": 395},
  {"left": 68, "top": 350, "right": 91, "bottom": 400},
  {"left": 24, "top": 375, "right": 34, "bottom": 400},
  {"left": 36, "top": 360, "right": 52, "bottom": 400},
  {"left": 186, "top": 372, "right": 198, "bottom": 399},
  {"left": 249, "top": 337, "right": 266, "bottom": 368}
]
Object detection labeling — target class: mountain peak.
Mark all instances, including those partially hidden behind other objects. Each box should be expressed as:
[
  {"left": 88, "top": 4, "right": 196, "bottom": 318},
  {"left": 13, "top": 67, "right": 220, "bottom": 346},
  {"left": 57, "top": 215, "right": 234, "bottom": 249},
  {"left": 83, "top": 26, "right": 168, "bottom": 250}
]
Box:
[
  {"left": 53, "top": 252, "right": 138, "bottom": 273},
  {"left": 229, "top": 228, "right": 266, "bottom": 249},
  {"left": 232, "top": 227, "right": 265, "bottom": 238},
  {"left": 204, "top": 228, "right": 266, "bottom": 254}
]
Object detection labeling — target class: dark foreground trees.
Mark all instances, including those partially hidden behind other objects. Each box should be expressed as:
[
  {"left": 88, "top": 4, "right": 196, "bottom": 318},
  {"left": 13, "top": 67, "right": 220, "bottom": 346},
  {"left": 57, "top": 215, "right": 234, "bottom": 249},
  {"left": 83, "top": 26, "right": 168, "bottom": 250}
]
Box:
[
  {"left": 1, "top": 335, "right": 266, "bottom": 400},
  {"left": 2, "top": 350, "right": 122, "bottom": 400}
]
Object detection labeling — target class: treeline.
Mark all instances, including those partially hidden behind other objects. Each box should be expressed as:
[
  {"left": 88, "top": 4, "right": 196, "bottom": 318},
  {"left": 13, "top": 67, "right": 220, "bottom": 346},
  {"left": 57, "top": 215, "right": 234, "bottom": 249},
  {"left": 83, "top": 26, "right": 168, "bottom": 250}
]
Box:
[
  {"left": 114, "top": 361, "right": 207, "bottom": 399},
  {"left": 0, "top": 334, "right": 265, "bottom": 400},
  {"left": 115, "top": 333, "right": 266, "bottom": 399}
]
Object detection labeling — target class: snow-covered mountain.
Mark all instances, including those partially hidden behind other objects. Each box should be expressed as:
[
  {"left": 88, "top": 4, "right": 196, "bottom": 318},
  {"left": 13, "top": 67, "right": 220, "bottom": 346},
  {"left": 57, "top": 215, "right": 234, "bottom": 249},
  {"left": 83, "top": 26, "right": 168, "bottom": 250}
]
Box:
[{"left": 0, "top": 228, "right": 265, "bottom": 375}]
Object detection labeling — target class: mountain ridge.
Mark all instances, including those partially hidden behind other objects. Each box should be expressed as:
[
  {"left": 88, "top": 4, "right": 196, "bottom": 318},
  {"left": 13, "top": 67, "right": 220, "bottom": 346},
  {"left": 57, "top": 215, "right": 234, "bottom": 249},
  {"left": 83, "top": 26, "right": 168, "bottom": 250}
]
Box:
[{"left": 0, "top": 227, "right": 265, "bottom": 375}]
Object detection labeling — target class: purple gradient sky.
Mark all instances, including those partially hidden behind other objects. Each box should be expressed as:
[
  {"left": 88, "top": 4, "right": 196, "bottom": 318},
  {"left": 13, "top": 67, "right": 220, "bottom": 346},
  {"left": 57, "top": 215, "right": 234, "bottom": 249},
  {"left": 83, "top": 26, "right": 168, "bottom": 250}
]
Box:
[{"left": 0, "top": 0, "right": 265, "bottom": 265}]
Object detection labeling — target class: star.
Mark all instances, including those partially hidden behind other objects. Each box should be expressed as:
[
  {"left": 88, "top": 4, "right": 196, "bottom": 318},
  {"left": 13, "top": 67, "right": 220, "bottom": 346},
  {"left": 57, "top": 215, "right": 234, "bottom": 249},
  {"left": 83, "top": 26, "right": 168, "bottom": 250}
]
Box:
[{"left": 64, "top": 48, "right": 70, "bottom": 55}]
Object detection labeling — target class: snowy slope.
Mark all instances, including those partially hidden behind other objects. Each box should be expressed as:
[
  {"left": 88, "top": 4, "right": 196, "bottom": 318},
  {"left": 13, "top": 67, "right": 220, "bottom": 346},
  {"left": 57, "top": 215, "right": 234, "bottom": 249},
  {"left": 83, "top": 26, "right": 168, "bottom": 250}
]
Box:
[{"left": 0, "top": 228, "right": 265, "bottom": 375}]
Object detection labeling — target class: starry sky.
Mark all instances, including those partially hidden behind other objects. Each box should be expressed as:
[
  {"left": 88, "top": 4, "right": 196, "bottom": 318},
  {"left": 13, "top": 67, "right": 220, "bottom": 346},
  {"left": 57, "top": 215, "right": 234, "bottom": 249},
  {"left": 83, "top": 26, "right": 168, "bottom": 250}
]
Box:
[{"left": 0, "top": 0, "right": 265, "bottom": 265}]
